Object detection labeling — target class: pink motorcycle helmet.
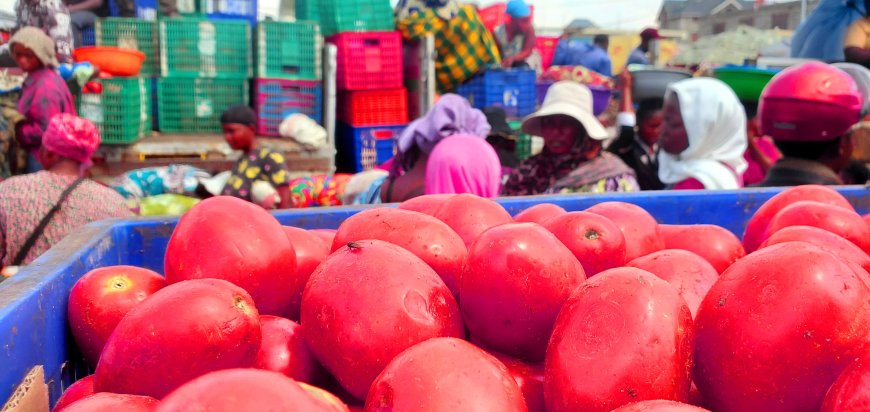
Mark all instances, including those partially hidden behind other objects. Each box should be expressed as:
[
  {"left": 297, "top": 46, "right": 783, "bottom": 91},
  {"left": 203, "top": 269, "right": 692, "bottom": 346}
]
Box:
[{"left": 759, "top": 62, "right": 863, "bottom": 142}]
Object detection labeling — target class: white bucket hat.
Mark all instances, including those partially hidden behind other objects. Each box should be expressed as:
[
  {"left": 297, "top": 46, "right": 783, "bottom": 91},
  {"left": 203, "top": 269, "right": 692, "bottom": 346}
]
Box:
[{"left": 521, "top": 80, "right": 608, "bottom": 140}]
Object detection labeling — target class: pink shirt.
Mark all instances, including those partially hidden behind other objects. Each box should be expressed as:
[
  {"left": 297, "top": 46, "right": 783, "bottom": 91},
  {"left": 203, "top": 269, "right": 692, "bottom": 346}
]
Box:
[{"left": 742, "top": 137, "right": 781, "bottom": 186}]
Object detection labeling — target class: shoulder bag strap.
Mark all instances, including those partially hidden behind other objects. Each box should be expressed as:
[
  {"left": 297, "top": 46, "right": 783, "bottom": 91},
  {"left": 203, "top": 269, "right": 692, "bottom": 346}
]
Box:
[{"left": 11, "top": 177, "right": 86, "bottom": 266}]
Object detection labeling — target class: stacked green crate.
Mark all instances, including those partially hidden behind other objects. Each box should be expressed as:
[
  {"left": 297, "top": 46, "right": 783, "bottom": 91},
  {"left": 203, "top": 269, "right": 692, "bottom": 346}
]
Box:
[
  {"left": 158, "top": 17, "right": 250, "bottom": 133},
  {"left": 96, "top": 18, "right": 159, "bottom": 77},
  {"left": 158, "top": 77, "right": 249, "bottom": 133},
  {"left": 295, "top": 0, "right": 319, "bottom": 26},
  {"left": 159, "top": 18, "right": 251, "bottom": 78},
  {"left": 319, "top": 0, "right": 394, "bottom": 37},
  {"left": 78, "top": 77, "right": 151, "bottom": 144},
  {"left": 256, "top": 20, "right": 322, "bottom": 80}
]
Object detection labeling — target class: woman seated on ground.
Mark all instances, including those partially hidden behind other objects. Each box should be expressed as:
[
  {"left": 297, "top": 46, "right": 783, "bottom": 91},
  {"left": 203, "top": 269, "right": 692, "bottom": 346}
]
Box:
[
  {"left": 354, "top": 94, "right": 491, "bottom": 204},
  {"left": 11, "top": 27, "right": 76, "bottom": 173},
  {"left": 502, "top": 81, "right": 639, "bottom": 196},
  {"left": 0, "top": 113, "right": 132, "bottom": 268},
  {"left": 608, "top": 71, "right": 664, "bottom": 191},
  {"left": 218, "top": 105, "right": 293, "bottom": 209},
  {"left": 657, "top": 77, "right": 748, "bottom": 190}
]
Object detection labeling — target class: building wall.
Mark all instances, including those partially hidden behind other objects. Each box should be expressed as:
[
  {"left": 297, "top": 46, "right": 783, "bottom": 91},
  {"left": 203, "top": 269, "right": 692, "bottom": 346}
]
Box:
[{"left": 662, "top": 0, "right": 819, "bottom": 39}]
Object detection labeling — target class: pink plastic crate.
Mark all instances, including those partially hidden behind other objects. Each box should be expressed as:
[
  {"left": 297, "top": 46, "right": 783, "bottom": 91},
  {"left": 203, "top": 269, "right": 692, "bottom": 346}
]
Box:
[
  {"left": 253, "top": 78, "right": 322, "bottom": 136},
  {"left": 329, "top": 31, "right": 403, "bottom": 91}
]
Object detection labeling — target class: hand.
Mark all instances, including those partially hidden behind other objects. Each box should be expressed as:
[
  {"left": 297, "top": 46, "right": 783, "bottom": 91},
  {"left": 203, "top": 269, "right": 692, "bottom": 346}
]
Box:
[{"left": 501, "top": 57, "right": 514, "bottom": 68}]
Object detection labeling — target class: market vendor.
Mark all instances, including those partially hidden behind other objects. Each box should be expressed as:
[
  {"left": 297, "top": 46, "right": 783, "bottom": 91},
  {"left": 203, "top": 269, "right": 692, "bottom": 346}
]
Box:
[
  {"left": 627, "top": 28, "right": 661, "bottom": 66},
  {"left": 658, "top": 78, "right": 748, "bottom": 190},
  {"left": 0, "top": 0, "right": 75, "bottom": 67},
  {"left": 493, "top": 0, "right": 540, "bottom": 70},
  {"left": 10, "top": 27, "right": 76, "bottom": 173},
  {"left": 396, "top": 0, "right": 500, "bottom": 93},
  {"left": 608, "top": 71, "right": 664, "bottom": 190},
  {"left": 756, "top": 62, "right": 863, "bottom": 187},
  {"left": 219, "top": 105, "right": 293, "bottom": 209},
  {"left": 502, "top": 81, "right": 639, "bottom": 196},
  {"left": 0, "top": 113, "right": 132, "bottom": 268}
]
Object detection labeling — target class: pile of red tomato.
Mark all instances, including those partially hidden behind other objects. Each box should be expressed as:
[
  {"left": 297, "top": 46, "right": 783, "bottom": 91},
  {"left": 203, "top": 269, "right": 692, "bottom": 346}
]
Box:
[{"left": 55, "top": 185, "right": 870, "bottom": 411}]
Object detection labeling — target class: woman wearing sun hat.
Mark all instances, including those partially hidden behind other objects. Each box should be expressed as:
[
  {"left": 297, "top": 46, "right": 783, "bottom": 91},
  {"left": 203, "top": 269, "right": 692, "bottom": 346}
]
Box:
[{"left": 502, "top": 81, "right": 639, "bottom": 196}]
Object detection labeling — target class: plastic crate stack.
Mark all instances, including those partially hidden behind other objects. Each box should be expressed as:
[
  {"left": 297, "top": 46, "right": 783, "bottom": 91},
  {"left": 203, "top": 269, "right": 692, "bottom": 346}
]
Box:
[
  {"left": 253, "top": 20, "right": 323, "bottom": 137},
  {"left": 76, "top": 18, "right": 156, "bottom": 145},
  {"left": 156, "top": 17, "right": 252, "bottom": 133},
  {"left": 299, "top": 0, "right": 406, "bottom": 173},
  {"left": 456, "top": 69, "right": 537, "bottom": 120}
]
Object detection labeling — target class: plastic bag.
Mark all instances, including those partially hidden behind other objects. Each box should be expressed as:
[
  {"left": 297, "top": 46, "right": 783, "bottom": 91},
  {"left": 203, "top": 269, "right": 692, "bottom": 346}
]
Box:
[{"left": 139, "top": 194, "right": 200, "bottom": 216}]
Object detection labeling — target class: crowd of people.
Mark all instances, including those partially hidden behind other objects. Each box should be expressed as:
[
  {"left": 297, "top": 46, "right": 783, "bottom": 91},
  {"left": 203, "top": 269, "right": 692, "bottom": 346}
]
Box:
[{"left": 2, "top": 0, "right": 870, "bottom": 272}]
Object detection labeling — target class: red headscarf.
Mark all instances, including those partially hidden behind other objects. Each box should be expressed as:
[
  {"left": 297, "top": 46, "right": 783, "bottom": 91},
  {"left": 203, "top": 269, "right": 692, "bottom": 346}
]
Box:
[{"left": 42, "top": 113, "right": 100, "bottom": 175}]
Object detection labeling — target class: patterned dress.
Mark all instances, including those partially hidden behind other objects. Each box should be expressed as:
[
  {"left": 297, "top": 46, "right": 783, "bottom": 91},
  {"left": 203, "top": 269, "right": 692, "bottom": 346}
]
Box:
[
  {"left": 15, "top": 0, "right": 75, "bottom": 64},
  {"left": 221, "top": 147, "right": 290, "bottom": 201},
  {"left": 0, "top": 171, "right": 133, "bottom": 266}
]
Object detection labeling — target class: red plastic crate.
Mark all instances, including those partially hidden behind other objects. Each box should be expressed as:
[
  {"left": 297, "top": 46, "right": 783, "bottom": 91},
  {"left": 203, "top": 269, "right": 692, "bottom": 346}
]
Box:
[
  {"left": 536, "top": 36, "right": 558, "bottom": 70},
  {"left": 329, "top": 31, "right": 403, "bottom": 91},
  {"left": 339, "top": 88, "right": 409, "bottom": 127},
  {"left": 478, "top": 3, "right": 535, "bottom": 33}
]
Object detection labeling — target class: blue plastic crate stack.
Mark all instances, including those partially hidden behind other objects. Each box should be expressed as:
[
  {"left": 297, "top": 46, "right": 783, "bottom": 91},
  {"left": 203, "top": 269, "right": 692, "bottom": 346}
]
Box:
[
  {"left": 456, "top": 68, "right": 537, "bottom": 121},
  {"left": 295, "top": 0, "right": 407, "bottom": 173},
  {"left": 253, "top": 20, "right": 324, "bottom": 137}
]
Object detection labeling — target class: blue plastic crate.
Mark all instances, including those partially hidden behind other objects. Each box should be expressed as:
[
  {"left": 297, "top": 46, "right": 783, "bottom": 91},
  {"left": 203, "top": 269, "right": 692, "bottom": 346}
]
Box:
[
  {"left": 136, "top": 0, "right": 158, "bottom": 20},
  {"left": 254, "top": 79, "right": 323, "bottom": 136},
  {"left": 456, "top": 69, "right": 536, "bottom": 119},
  {"left": 202, "top": 0, "right": 258, "bottom": 25},
  {"left": 4, "top": 187, "right": 870, "bottom": 409},
  {"left": 336, "top": 122, "right": 404, "bottom": 173},
  {"left": 81, "top": 26, "right": 95, "bottom": 46}
]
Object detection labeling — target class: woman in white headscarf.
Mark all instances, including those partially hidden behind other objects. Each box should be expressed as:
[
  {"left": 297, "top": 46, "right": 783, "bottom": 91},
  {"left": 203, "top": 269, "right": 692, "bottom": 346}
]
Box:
[{"left": 658, "top": 77, "right": 748, "bottom": 190}]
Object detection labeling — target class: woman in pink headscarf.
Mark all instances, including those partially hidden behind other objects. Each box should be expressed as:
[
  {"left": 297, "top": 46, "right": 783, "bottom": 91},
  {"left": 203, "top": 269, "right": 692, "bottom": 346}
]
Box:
[
  {"left": 0, "top": 114, "right": 131, "bottom": 269},
  {"left": 425, "top": 134, "right": 502, "bottom": 197}
]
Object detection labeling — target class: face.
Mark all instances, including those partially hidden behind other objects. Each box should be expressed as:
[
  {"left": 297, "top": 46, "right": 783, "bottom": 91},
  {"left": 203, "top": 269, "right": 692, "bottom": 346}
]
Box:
[
  {"left": 638, "top": 110, "right": 663, "bottom": 146},
  {"left": 222, "top": 123, "right": 255, "bottom": 151},
  {"left": 659, "top": 96, "right": 690, "bottom": 155},
  {"left": 11, "top": 43, "right": 42, "bottom": 73},
  {"left": 540, "top": 115, "right": 583, "bottom": 155}
]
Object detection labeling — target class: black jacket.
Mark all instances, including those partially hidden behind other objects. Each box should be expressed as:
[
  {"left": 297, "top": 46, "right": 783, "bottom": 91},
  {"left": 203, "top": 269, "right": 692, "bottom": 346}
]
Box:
[
  {"left": 754, "top": 158, "right": 843, "bottom": 187},
  {"left": 608, "top": 126, "right": 664, "bottom": 191}
]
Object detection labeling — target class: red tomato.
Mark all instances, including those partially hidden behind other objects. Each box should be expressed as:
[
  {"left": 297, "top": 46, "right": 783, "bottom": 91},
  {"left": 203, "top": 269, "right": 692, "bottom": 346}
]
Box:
[
  {"left": 765, "top": 201, "right": 870, "bottom": 254},
  {"left": 585, "top": 202, "right": 664, "bottom": 261},
  {"left": 282, "top": 227, "right": 330, "bottom": 320},
  {"left": 545, "top": 267, "right": 693, "bottom": 412},
  {"left": 310, "top": 229, "right": 337, "bottom": 247},
  {"left": 822, "top": 357, "right": 870, "bottom": 412},
  {"left": 610, "top": 400, "right": 710, "bottom": 411},
  {"left": 299, "top": 382, "right": 352, "bottom": 412},
  {"left": 544, "top": 212, "right": 626, "bottom": 276},
  {"left": 164, "top": 196, "right": 298, "bottom": 316},
  {"left": 694, "top": 242, "right": 870, "bottom": 411},
  {"left": 68, "top": 266, "right": 165, "bottom": 368},
  {"left": 301, "top": 240, "right": 463, "bottom": 400},
  {"left": 331, "top": 208, "right": 467, "bottom": 298},
  {"left": 491, "top": 352, "right": 545, "bottom": 412},
  {"left": 94, "top": 279, "right": 261, "bottom": 399},
  {"left": 461, "top": 223, "right": 586, "bottom": 361},
  {"left": 760, "top": 225, "right": 870, "bottom": 274},
  {"left": 743, "top": 185, "right": 853, "bottom": 253},
  {"left": 514, "top": 203, "right": 567, "bottom": 225},
  {"left": 396, "top": 194, "right": 454, "bottom": 216},
  {"left": 155, "top": 369, "right": 345, "bottom": 412},
  {"left": 61, "top": 393, "right": 157, "bottom": 412},
  {"left": 364, "top": 338, "right": 527, "bottom": 412},
  {"left": 433, "top": 193, "right": 513, "bottom": 247},
  {"left": 659, "top": 224, "right": 745, "bottom": 274},
  {"left": 626, "top": 250, "right": 719, "bottom": 319},
  {"left": 53, "top": 376, "right": 95, "bottom": 412},
  {"left": 254, "top": 315, "right": 326, "bottom": 386}
]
